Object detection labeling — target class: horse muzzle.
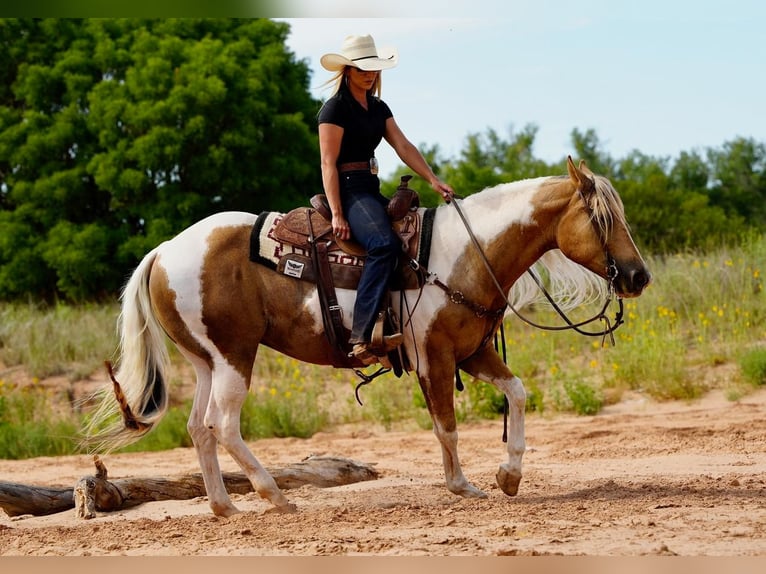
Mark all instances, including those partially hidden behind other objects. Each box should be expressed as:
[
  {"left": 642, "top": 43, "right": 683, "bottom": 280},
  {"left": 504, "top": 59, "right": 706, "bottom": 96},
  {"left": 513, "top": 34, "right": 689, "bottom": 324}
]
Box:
[{"left": 615, "top": 265, "right": 652, "bottom": 298}]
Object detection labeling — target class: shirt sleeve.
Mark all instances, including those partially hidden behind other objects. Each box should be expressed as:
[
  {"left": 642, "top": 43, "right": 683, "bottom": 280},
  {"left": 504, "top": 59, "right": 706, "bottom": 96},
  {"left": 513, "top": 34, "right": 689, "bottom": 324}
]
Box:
[
  {"left": 318, "top": 96, "right": 347, "bottom": 127},
  {"left": 377, "top": 99, "right": 393, "bottom": 121}
]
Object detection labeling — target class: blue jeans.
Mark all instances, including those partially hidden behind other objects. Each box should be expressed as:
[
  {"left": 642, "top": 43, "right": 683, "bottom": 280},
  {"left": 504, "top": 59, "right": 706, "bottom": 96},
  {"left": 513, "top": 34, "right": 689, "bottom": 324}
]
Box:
[{"left": 340, "top": 173, "right": 401, "bottom": 344}]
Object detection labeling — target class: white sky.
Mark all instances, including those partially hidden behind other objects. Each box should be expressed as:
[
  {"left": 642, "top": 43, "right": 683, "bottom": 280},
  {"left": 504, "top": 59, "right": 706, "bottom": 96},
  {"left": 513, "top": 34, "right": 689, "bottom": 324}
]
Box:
[{"left": 275, "top": 1, "right": 765, "bottom": 177}]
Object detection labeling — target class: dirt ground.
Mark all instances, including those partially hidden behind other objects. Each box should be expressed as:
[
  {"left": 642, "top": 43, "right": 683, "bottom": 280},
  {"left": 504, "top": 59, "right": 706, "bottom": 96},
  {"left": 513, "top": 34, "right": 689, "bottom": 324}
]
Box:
[{"left": 1, "top": 386, "right": 765, "bottom": 556}]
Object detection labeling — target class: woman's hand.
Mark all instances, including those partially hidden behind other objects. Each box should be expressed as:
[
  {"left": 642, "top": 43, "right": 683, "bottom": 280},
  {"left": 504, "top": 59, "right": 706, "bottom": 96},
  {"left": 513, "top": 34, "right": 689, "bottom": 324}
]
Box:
[
  {"left": 332, "top": 214, "right": 351, "bottom": 240},
  {"left": 431, "top": 179, "right": 455, "bottom": 202}
]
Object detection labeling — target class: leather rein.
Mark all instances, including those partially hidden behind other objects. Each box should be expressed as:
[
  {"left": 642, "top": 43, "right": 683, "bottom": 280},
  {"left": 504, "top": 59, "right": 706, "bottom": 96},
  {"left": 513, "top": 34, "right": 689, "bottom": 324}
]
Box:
[
  {"left": 443, "top": 192, "right": 625, "bottom": 345},
  {"left": 437, "top": 191, "right": 626, "bottom": 444}
]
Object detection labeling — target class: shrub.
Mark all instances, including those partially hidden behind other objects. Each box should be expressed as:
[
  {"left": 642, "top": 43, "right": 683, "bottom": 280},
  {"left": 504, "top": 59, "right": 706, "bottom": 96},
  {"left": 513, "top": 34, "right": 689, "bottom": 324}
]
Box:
[
  {"left": 739, "top": 348, "right": 766, "bottom": 386},
  {"left": 563, "top": 379, "right": 603, "bottom": 416}
]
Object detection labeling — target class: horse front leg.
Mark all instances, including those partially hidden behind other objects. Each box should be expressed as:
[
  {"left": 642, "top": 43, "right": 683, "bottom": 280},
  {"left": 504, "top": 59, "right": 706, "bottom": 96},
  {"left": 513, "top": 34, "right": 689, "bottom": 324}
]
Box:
[
  {"left": 459, "top": 344, "right": 526, "bottom": 496},
  {"left": 418, "top": 355, "right": 487, "bottom": 499}
]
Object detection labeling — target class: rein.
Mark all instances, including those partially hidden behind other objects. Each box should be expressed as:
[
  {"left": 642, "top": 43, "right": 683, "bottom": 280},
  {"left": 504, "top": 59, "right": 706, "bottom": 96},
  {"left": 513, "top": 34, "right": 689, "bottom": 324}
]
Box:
[
  {"left": 441, "top": 192, "right": 625, "bottom": 444},
  {"left": 446, "top": 195, "right": 625, "bottom": 344}
]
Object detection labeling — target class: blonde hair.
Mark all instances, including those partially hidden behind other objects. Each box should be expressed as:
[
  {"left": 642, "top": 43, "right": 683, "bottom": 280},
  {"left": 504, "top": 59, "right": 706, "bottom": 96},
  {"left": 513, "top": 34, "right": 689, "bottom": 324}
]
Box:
[{"left": 322, "top": 66, "right": 383, "bottom": 98}]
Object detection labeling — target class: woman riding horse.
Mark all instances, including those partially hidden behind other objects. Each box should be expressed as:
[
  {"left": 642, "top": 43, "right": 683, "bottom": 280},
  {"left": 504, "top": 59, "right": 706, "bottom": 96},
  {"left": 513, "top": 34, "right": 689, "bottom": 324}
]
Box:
[
  {"left": 84, "top": 156, "right": 651, "bottom": 518},
  {"left": 317, "top": 34, "right": 454, "bottom": 365}
]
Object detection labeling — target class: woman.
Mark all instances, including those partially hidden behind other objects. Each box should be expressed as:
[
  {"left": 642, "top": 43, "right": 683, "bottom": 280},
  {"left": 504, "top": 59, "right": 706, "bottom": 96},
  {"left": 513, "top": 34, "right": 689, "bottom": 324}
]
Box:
[{"left": 318, "top": 34, "right": 454, "bottom": 365}]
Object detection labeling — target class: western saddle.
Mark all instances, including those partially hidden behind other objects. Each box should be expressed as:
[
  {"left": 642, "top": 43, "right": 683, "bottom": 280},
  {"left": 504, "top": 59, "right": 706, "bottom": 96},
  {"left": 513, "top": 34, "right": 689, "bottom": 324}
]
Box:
[{"left": 270, "top": 175, "right": 423, "bottom": 372}]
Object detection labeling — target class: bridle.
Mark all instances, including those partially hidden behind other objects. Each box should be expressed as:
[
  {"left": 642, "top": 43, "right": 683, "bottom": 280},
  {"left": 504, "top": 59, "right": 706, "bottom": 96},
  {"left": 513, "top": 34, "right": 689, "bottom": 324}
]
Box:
[
  {"left": 355, "top": 184, "right": 626, "bottom": 406},
  {"left": 442, "top": 187, "right": 626, "bottom": 444},
  {"left": 444, "top": 188, "right": 625, "bottom": 346}
]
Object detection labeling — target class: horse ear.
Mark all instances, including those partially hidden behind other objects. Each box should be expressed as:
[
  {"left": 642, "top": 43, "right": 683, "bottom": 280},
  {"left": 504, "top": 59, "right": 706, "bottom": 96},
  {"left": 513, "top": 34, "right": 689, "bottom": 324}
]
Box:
[
  {"left": 578, "top": 159, "right": 595, "bottom": 178},
  {"left": 567, "top": 156, "right": 596, "bottom": 195}
]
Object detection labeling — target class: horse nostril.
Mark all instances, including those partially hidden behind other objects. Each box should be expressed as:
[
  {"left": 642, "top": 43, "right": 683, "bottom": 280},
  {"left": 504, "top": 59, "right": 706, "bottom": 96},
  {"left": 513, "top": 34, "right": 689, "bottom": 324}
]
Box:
[{"left": 631, "top": 268, "right": 651, "bottom": 291}]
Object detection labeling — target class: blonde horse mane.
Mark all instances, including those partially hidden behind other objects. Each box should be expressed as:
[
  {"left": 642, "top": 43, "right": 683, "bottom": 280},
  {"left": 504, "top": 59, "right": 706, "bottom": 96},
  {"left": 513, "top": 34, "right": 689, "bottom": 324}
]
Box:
[
  {"left": 509, "top": 249, "right": 609, "bottom": 312},
  {"left": 508, "top": 172, "right": 627, "bottom": 312},
  {"left": 588, "top": 174, "right": 628, "bottom": 239}
]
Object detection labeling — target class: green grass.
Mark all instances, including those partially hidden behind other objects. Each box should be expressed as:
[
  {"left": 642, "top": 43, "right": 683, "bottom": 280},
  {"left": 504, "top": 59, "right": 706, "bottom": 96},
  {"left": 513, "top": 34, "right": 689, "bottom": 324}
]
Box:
[
  {"left": 0, "top": 235, "right": 764, "bottom": 458},
  {"left": 739, "top": 347, "right": 766, "bottom": 387},
  {"left": 0, "top": 301, "right": 119, "bottom": 380},
  {"left": 0, "top": 384, "right": 81, "bottom": 458}
]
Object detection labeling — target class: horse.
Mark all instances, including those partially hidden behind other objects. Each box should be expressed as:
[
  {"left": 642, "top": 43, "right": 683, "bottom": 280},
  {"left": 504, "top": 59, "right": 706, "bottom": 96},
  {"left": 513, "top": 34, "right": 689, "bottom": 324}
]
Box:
[{"left": 85, "top": 156, "right": 651, "bottom": 517}]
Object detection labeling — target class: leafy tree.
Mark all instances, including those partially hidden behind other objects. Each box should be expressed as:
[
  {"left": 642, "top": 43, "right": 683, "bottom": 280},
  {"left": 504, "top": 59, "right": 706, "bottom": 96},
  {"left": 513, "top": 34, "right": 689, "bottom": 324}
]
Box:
[
  {"left": 706, "top": 137, "right": 766, "bottom": 226},
  {"left": 669, "top": 150, "right": 709, "bottom": 191},
  {"left": 0, "top": 19, "right": 321, "bottom": 301},
  {"left": 383, "top": 125, "right": 553, "bottom": 210},
  {"left": 1, "top": 19, "right": 764, "bottom": 301},
  {"left": 570, "top": 127, "right": 615, "bottom": 176},
  {"left": 615, "top": 151, "right": 744, "bottom": 253},
  {"left": 443, "top": 125, "right": 551, "bottom": 196},
  {"left": 381, "top": 143, "right": 448, "bottom": 207}
]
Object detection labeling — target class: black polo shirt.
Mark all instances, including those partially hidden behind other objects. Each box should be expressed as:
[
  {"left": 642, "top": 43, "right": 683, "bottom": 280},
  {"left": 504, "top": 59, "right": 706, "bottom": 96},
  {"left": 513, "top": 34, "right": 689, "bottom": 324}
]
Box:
[{"left": 318, "top": 83, "right": 393, "bottom": 165}]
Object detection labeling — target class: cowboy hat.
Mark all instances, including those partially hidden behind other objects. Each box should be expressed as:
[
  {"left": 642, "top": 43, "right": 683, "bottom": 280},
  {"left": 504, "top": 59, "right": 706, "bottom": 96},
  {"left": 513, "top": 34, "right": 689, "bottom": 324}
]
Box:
[{"left": 320, "top": 34, "right": 398, "bottom": 72}]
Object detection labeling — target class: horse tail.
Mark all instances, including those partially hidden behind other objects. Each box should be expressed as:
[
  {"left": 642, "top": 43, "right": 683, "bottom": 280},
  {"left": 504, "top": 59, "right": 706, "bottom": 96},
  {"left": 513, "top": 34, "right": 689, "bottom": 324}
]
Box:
[{"left": 82, "top": 248, "right": 170, "bottom": 453}]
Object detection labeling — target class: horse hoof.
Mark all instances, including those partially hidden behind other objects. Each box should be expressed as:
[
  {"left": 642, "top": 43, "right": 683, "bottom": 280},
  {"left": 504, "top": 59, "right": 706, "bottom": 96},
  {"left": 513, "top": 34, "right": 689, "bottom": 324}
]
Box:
[
  {"left": 450, "top": 483, "right": 488, "bottom": 499},
  {"left": 469, "top": 487, "right": 489, "bottom": 499},
  {"left": 212, "top": 503, "right": 241, "bottom": 518},
  {"left": 265, "top": 502, "right": 298, "bottom": 515},
  {"left": 496, "top": 464, "right": 521, "bottom": 496}
]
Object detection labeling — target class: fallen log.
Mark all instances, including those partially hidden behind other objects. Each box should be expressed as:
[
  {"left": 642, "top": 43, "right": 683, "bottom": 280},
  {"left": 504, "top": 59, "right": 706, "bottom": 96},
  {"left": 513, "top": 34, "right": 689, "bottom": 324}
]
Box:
[
  {"left": 0, "top": 483, "right": 74, "bottom": 517},
  {"left": 0, "top": 454, "right": 379, "bottom": 519}
]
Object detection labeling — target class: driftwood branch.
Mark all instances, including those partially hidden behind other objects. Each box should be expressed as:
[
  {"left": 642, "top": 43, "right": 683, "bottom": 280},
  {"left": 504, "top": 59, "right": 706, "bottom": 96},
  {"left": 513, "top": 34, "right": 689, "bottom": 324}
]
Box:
[{"left": 0, "top": 455, "right": 379, "bottom": 519}]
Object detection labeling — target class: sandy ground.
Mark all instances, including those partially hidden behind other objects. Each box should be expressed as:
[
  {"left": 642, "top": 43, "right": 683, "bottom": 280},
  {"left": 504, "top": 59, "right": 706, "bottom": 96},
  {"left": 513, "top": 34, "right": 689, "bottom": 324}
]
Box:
[{"left": 1, "top": 387, "right": 765, "bottom": 556}]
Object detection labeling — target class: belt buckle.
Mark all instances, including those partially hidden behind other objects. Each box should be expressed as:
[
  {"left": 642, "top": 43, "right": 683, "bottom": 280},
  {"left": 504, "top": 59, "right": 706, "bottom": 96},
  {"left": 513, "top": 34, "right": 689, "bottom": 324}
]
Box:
[{"left": 369, "top": 157, "right": 379, "bottom": 175}]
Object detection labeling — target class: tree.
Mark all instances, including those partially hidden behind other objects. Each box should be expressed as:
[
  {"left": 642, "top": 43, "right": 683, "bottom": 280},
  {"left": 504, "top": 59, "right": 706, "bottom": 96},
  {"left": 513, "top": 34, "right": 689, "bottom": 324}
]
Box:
[
  {"left": 381, "top": 143, "right": 448, "bottom": 207},
  {"left": 440, "top": 125, "right": 551, "bottom": 199},
  {"left": 706, "top": 137, "right": 766, "bottom": 226},
  {"left": 570, "top": 127, "right": 615, "bottom": 177},
  {"left": 615, "top": 151, "right": 744, "bottom": 253},
  {"left": 0, "top": 19, "right": 321, "bottom": 301}
]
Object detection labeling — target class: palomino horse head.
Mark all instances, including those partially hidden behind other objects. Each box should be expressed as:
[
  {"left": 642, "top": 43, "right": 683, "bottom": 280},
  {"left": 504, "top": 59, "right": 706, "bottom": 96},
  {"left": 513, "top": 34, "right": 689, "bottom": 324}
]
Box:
[{"left": 554, "top": 156, "right": 651, "bottom": 298}]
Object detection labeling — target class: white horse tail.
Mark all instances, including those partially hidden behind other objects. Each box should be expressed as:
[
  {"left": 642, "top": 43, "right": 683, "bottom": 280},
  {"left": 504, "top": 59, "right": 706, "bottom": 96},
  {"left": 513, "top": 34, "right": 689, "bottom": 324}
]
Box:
[{"left": 83, "top": 248, "right": 170, "bottom": 453}]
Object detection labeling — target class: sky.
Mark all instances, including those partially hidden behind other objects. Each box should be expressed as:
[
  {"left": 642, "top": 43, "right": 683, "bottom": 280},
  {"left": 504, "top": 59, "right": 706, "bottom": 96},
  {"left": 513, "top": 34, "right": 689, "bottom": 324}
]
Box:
[{"left": 275, "top": 0, "right": 765, "bottom": 177}]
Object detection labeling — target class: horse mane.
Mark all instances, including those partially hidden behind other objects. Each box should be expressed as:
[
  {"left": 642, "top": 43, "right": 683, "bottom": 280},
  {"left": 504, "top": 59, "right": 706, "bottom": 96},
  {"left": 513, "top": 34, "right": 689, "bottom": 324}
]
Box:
[
  {"left": 588, "top": 175, "right": 628, "bottom": 239},
  {"left": 509, "top": 249, "right": 609, "bottom": 312},
  {"left": 508, "top": 172, "right": 626, "bottom": 312}
]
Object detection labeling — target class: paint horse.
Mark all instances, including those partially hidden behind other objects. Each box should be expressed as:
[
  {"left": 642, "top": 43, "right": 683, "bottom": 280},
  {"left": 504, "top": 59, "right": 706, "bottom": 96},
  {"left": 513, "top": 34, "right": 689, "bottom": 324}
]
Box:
[{"left": 86, "top": 157, "right": 650, "bottom": 517}]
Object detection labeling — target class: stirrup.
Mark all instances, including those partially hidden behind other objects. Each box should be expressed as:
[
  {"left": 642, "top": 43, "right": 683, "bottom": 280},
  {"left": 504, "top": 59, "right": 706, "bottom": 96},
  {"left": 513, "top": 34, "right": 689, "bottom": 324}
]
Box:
[
  {"left": 350, "top": 343, "right": 378, "bottom": 366},
  {"left": 350, "top": 333, "right": 402, "bottom": 366}
]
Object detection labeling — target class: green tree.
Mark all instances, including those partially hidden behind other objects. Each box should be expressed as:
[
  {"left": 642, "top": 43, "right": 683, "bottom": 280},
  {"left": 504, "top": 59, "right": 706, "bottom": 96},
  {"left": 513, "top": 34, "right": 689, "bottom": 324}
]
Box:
[
  {"left": 383, "top": 125, "right": 552, "bottom": 208},
  {"left": 436, "top": 125, "right": 551, "bottom": 199},
  {"left": 706, "top": 137, "right": 766, "bottom": 227},
  {"left": 381, "top": 143, "right": 448, "bottom": 207},
  {"left": 669, "top": 149, "right": 709, "bottom": 191},
  {"left": 570, "top": 127, "right": 615, "bottom": 176},
  {"left": 616, "top": 151, "right": 744, "bottom": 253},
  {"left": 0, "top": 19, "right": 321, "bottom": 301},
  {"left": 446, "top": 125, "right": 550, "bottom": 194}
]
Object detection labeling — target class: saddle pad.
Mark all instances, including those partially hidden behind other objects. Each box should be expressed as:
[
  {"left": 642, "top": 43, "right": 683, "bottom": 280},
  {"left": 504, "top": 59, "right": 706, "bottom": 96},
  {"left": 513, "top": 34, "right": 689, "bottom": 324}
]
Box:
[{"left": 250, "top": 208, "right": 437, "bottom": 281}]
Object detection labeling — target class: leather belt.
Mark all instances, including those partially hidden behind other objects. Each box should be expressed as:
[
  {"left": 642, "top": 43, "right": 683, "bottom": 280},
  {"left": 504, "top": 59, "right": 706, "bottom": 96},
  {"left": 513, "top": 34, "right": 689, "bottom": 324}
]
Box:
[{"left": 338, "top": 161, "right": 371, "bottom": 173}]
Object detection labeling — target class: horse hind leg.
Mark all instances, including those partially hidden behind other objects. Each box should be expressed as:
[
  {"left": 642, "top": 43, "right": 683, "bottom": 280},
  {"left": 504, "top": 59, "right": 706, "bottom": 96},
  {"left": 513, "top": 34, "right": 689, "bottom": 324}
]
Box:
[
  {"left": 204, "top": 362, "right": 296, "bottom": 515},
  {"left": 184, "top": 355, "right": 241, "bottom": 517}
]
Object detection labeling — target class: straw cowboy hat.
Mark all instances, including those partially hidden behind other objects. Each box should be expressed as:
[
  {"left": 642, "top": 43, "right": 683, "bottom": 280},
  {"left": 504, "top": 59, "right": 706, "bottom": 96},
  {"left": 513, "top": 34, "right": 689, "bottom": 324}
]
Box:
[{"left": 320, "top": 34, "right": 398, "bottom": 72}]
